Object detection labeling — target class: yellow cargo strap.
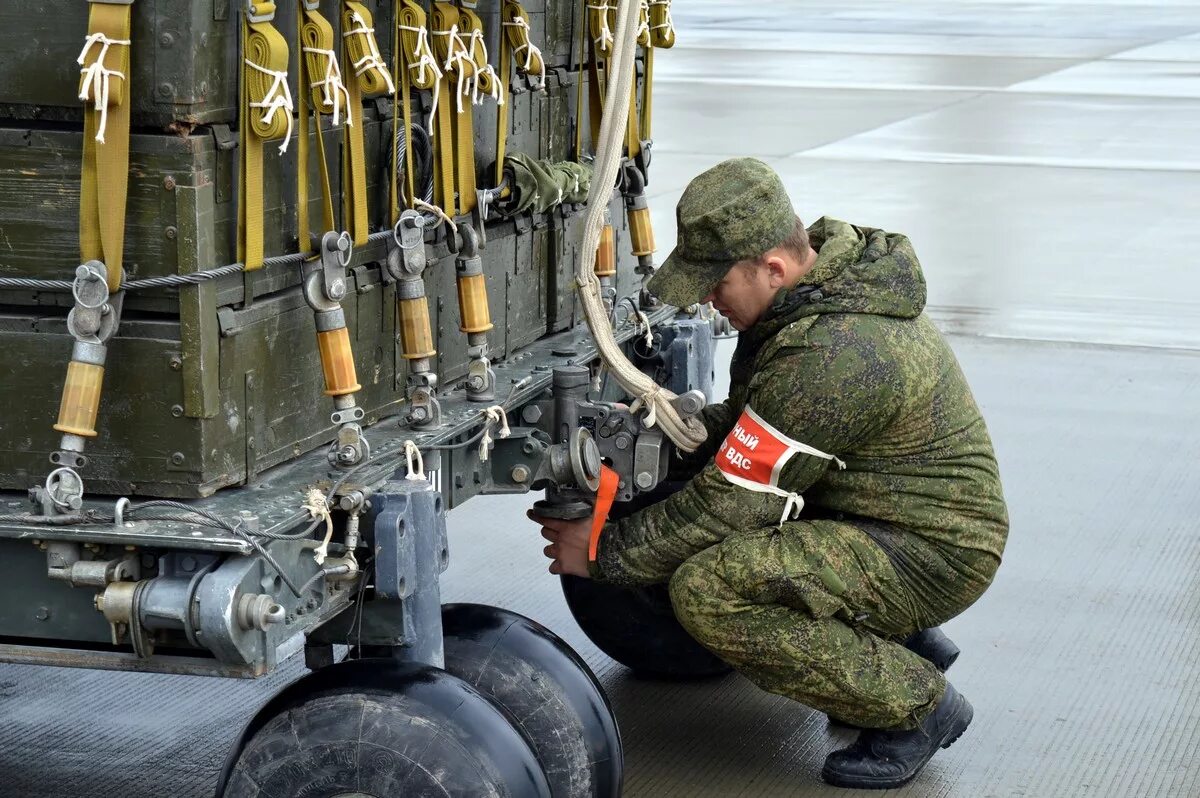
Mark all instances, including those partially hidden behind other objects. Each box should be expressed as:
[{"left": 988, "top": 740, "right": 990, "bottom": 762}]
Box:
[
  {"left": 240, "top": 3, "right": 293, "bottom": 272},
  {"left": 393, "top": 0, "right": 443, "bottom": 216},
  {"left": 341, "top": 0, "right": 394, "bottom": 246},
  {"left": 297, "top": 0, "right": 349, "bottom": 256},
  {"left": 431, "top": 2, "right": 497, "bottom": 216},
  {"left": 649, "top": 0, "right": 676, "bottom": 47},
  {"left": 495, "top": 0, "right": 546, "bottom": 187},
  {"left": 637, "top": 0, "right": 651, "bottom": 46},
  {"left": 77, "top": 0, "right": 133, "bottom": 292}
]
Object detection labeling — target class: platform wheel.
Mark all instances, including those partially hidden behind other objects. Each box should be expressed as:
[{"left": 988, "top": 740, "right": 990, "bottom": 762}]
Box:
[
  {"left": 441, "top": 603, "right": 623, "bottom": 798},
  {"left": 217, "top": 659, "right": 551, "bottom": 798},
  {"left": 561, "top": 575, "right": 732, "bottom": 679}
]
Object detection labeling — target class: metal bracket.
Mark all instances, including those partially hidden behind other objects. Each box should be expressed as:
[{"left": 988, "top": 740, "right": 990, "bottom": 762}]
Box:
[{"left": 244, "top": 1, "right": 275, "bottom": 23}]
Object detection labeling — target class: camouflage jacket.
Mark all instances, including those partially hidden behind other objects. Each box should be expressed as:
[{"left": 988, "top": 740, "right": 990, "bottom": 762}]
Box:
[{"left": 591, "top": 218, "right": 1009, "bottom": 586}]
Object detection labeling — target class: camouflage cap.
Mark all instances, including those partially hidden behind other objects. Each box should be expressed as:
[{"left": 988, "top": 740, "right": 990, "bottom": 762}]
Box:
[{"left": 648, "top": 157, "right": 796, "bottom": 307}]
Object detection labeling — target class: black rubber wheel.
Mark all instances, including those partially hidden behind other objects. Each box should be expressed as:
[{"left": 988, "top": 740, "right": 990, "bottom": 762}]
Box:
[
  {"left": 561, "top": 576, "right": 732, "bottom": 679},
  {"left": 441, "top": 603, "right": 623, "bottom": 798},
  {"left": 217, "top": 659, "right": 551, "bottom": 798}
]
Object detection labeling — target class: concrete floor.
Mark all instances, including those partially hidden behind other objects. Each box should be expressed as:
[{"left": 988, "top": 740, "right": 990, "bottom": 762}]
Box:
[{"left": 2, "top": 1, "right": 1199, "bottom": 796}]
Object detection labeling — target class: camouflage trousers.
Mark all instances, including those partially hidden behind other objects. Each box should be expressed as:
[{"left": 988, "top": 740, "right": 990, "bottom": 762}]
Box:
[{"left": 667, "top": 518, "right": 999, "bottom": 730}]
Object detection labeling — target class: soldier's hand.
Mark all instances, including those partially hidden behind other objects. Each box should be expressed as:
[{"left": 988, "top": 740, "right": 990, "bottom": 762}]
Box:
[{"left": 527, "top": 510, "right": 592, "bottom": 578}]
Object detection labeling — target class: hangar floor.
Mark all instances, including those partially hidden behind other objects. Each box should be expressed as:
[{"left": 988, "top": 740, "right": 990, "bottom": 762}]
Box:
[{"left": 2, "top": 1, "right": 1198, "bottom": 796}]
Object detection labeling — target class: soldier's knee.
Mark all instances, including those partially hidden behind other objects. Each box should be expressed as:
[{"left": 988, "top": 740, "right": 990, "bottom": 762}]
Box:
[{"left": 669, "top": 554, "right": 734, "bottom": 644}]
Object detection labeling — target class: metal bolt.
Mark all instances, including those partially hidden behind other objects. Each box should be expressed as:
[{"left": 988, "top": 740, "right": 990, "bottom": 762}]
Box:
[
  {"left": 511, "top": 465, "right": 531, "bottom": 483},
  {"left": 635, "top": 471, "right": 654, "bottom": 490},
  {"left": 163, "top": 175, "right": 176, "bottom": 191},
  {"left": 171, "top": 452, "right": 185, "bottom": 466},
  {"left": 157, "top": 82, "right": 173, "bottom": 97},
  {"left": 171, "top": 404, "right": 184, "bottom": 418},
  {"left": 35, "top": 607, "right": 50, "bottom": 621},
  {"left": 521, "top": 405, "right": 543, "bottom": 424},
  {"left": 522, "top": 441, "right": 537, "bottom": 455},
  {"left": 169, "top": 356, "right": 182, "bottom": 371},
  {"left": 467, "top": 375, "right": 485, "bottom": 391},
  {"left": 329, "top": 279, "right": 346, "bottom": 300},
  {"left": 615, "top": 434, "right": 631, "bottom": 451},
  {"left": 159, "top": 33, "right": 175, "bottom": 48},
  {"left": 164, "top": 226, "right": 177, "bottom": 240},
  {"left": 337, "top": 445, "right": 357, "bottom": 464},
  {"left": 248, "top": 437, "right": 256, "bottom": 450},
  {"left": 180, "top": 556, "right": 197, "bottom": 572},
  {"left": 410, "top": 406, "right": 429, "bottom": 423}
]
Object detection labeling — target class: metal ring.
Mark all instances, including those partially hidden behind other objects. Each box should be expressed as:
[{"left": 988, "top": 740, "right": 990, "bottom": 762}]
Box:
[
  {"left": 393, "top": 217, "right": 424, "bottom": 250},
  {"left": 72, "top": 263, "right": 109, "bottom": 310},
  {"left": 45, "top": 467, "right": 84, "bottom": 510},
  {"left": 337, "top": 231, "right": 354, "bottom": 267}
]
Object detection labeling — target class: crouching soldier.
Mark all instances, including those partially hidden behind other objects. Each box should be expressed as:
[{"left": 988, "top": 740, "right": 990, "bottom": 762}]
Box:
[{"left": 531, "top": 157, "right": 1009, "bottom": 789}]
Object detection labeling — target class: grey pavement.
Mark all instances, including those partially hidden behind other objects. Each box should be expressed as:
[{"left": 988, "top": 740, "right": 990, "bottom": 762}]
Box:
[{"left": 2, "top": 2, "right": 1199, "bottom": 797}]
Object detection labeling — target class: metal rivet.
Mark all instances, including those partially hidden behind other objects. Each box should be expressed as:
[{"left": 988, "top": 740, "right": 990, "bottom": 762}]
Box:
[
  {"left": 164, "top": 226, "right": 177, "bottom": 240},
  {"left": 171, "top": 452, "right": 185, "bottom": 465},
  {"left": 170, "top": 405, "right": 184, "bottom": 418},
  {"left": 169, "top": 356, "right": 182, "bottom": 371}
]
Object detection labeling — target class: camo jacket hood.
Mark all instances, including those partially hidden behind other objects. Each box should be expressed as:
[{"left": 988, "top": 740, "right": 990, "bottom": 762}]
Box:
[{"left": 591, "top": 219, "right": 1008, "bottom": 587}]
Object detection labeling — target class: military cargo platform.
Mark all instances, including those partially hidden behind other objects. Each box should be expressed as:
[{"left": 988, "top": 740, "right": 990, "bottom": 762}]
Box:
[{"left": 1, "top": 0, "right": 1198, "bottom": 796}]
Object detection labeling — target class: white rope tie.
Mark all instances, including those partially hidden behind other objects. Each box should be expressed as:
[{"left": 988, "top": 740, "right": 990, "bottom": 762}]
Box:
[
  {"left": 502, "top": 16, "right": 547, "bottom": 86},
  {"left": 243, "top": 59, "right": 295, "bottom": 154},
  {"left": 403, "top": 440, "right": 426, "bottom": 480},
  {"left": 399, "top": 24, "right": 444, "bottom": 132},
  {"left": 478, "top": 405, "right": 511, "bottom": 462},
  {"left": 414, "top": 198, "right": 456, "bottom": 231},
  {"left": 302, "top": 487, "right": 335, "bottom": 564},
  {"left": 433, "top": 25, "right": 474, "bottom": 113},
  {"left": 302, "top": 47, "right": 352, "bottom": 127},
  {"left": 77, "top": 32, "right": 130, "bottom": 143},
  {"left": 632, "top": 305, "right": 654, "bottom": 349},
  {"left": 344, "top": 12, "right": 395, "bottom": 94},
  {"left": 636, "top": 0, "right": 651, "bottom": 42},
  {"left": 587, "top": 3, "right": 615, "bottom": 51},
  {"left": 465, "top": 29, "right": 503, "bottom": 107},
  {"left": 649, "top": 0, "right": 674, "bottom": 34}
]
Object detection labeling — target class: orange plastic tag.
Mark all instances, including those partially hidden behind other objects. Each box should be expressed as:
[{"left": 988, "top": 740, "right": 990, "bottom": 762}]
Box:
[{"left": 588, "top": 464, "right": 620, "bottom": 562}]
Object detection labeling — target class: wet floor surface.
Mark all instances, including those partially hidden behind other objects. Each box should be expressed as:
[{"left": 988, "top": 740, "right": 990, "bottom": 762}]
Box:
[{"left": 2, "top": 2, "right": 1199, "bottom": 796}]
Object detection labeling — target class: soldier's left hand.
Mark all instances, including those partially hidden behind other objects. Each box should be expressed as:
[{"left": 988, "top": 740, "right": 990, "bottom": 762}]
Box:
[{"left": 527, "top": 510, "right": 591, "bottom": 578}]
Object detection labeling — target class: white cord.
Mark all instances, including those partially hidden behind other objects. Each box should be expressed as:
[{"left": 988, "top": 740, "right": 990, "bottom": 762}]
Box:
[
  {"left": 574, "top": 0, "right": 707, "bottom": 452},
  {"left": 303, "top": 487, "right": 334, "bottom": 564},
  {"left": 77, "top": 32, "right": 129, "bottom": 143}
]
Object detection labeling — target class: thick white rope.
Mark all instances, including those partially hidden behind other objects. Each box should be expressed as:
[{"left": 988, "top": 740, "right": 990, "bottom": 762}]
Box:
[
  {"left": 575, "top": 0, "right": 706, "bottom": 452},
  {"left": 77, "top": 32, "right": 129, "bottom": 143}
]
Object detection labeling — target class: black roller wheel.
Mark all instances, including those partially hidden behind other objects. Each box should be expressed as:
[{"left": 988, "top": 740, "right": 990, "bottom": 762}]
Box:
[
  {"left": 441, "top": 602, "right": 623, "bottom": 798},
  {"left": 217, "top": 658, "right": 551, "bottom": 798},
  {"left": 561, "top": 576, "right": 732, "bottom": 679}
]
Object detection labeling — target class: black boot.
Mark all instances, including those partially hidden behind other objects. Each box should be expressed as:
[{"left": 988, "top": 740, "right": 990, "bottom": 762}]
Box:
[
  {"left": 827, "top": 627, "right": 959, "bottom": 729},
  {"left": 903, "top": 627, "right": 961, "bottom": 672},
  {"left": 821, "top": 683, "right": 973, "bottom": 790}
]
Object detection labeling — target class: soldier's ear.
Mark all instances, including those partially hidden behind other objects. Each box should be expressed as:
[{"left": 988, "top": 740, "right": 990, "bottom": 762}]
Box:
[{"left": 764, "top": 254, "right": 789, "bottom": 287}]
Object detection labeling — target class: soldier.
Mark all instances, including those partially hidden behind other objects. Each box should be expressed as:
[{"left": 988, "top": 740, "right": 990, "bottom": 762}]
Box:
[{"left": 530, "top": 157, "right": 1009, "bottom": 789}]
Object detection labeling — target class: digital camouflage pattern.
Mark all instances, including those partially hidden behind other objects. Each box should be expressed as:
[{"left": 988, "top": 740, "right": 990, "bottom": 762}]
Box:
[
  {"left": 648, "top": 157, "right": 797, "bottom": 307},
  {"left": 593, "top": 217, "right": 1009, "bottom": 729}
]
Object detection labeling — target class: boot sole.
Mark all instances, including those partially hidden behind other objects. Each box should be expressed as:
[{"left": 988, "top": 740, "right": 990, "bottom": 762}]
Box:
[{"left": 820, "top": 697, "right": 974, "bottom": 790}]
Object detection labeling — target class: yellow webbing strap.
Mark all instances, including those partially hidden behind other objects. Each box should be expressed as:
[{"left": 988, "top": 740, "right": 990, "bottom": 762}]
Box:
[
  {"left": 430, "top": 2, "right": 479, "bottom": 216},
  {"left": 77, "top": 0, "right": 133, "bottom": 292},
  {"left": 574, "top": 0, "right": 588, "bottom": 160},
  {"left": 637, "top": 0, "right": 651, "bottom": 46},
  {"left": 240, "top": 4, "right": 293, "bottom": 271},
  {"left": 298, "top": 1, "right": 347, "bottom": 255},
  {"left": 341, "top": 0, "right": 394, "bottom": 246},
  {"left": 395, "top": 1, "right": 443, "bottom": 213},
  {"left": 649, "top": 0, "right": 676, "bottom": 47},
  {"left": 496, "top": 0, "right": 545, "bottom": 188}
]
